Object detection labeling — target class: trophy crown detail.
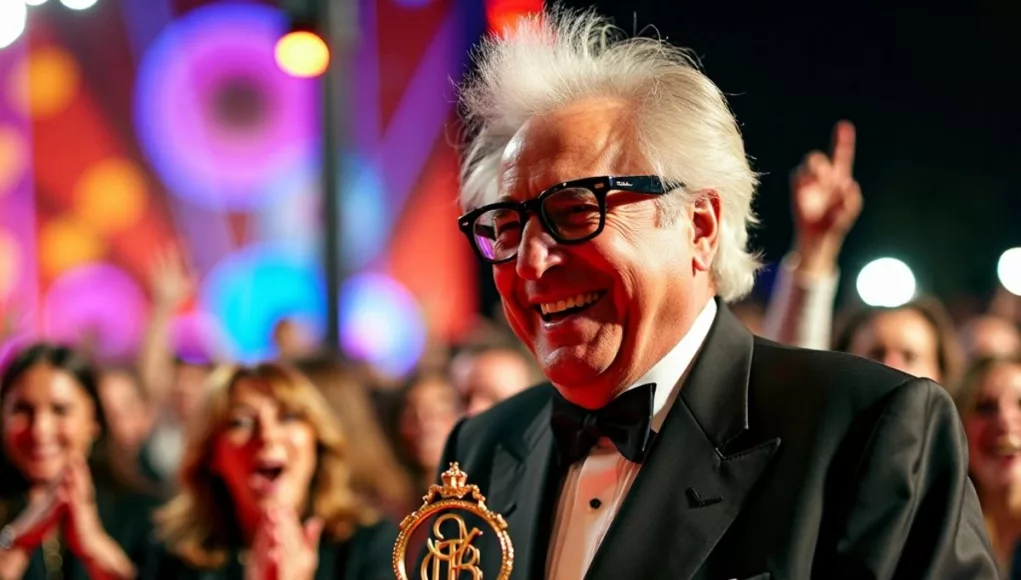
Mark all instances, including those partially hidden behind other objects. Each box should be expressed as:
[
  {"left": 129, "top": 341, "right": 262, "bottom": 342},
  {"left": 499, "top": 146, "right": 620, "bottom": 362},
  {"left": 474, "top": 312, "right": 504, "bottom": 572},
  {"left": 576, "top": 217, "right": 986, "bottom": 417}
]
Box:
[{"left": 439, "top": 463, "right": 470, "bottom": 498}]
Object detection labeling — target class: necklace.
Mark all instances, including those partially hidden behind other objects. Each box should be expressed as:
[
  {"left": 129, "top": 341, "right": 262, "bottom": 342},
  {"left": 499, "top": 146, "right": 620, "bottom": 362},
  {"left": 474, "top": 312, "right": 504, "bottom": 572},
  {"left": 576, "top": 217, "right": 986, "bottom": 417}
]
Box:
[{"left": 41, "top": 534, "right": 63, "bottom": 580}]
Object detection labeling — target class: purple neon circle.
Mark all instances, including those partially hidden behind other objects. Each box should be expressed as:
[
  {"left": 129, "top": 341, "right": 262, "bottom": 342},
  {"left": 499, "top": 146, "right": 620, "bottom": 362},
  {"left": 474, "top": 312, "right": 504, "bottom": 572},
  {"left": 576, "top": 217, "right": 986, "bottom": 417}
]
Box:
[
  {"left": 42, "top": 263, "right": 148, "bottom": 361},
  {"left": 134, "top": 2, "right": 318, "bottom": 210}
]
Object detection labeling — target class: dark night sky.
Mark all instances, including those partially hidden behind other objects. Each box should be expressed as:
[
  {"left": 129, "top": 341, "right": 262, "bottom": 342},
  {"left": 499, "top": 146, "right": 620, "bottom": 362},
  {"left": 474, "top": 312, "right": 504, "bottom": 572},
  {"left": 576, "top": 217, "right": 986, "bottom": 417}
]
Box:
[{"left": 474, "top": 0, "right": 1021, "bottom": 318}]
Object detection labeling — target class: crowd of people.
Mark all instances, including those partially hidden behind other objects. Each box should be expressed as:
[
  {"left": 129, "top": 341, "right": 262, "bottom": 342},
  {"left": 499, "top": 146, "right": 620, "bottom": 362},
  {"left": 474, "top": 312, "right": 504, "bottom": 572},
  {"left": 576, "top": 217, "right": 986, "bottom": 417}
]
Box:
[{"left": 1, "top": 7, "right": 1020, "bottom": 580}]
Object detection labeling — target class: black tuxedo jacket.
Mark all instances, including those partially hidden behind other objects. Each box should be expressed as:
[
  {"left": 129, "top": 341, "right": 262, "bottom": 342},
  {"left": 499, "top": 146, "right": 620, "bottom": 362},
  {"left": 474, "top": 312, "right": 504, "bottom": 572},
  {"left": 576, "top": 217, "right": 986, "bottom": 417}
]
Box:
[{"left": 436, "top": 303, "right": 997, "bottom": 579}]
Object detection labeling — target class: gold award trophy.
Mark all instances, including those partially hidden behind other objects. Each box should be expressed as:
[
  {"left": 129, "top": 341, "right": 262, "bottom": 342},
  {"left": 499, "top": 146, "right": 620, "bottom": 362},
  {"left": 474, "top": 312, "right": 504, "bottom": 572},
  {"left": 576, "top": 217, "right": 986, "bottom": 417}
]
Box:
[{"left": 393, "top": 463, "right": 514, "bottom": 580}]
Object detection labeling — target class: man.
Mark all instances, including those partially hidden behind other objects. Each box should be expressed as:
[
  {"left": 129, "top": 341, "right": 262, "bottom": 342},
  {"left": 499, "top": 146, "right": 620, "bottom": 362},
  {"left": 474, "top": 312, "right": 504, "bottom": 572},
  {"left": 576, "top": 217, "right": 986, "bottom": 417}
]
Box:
[
  {"left": 450, "top": 341, "right": 538, "bottom": 416},
  {"left": 435, "top": 8, "right": 997, "bottom": 580}
]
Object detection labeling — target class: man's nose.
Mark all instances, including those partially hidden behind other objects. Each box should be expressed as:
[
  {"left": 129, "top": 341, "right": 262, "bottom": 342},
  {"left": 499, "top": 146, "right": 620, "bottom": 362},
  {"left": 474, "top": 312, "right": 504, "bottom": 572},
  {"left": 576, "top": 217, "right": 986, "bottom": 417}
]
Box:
[{"left": 515, "top": 216, "right": 563, "bottom": 280}]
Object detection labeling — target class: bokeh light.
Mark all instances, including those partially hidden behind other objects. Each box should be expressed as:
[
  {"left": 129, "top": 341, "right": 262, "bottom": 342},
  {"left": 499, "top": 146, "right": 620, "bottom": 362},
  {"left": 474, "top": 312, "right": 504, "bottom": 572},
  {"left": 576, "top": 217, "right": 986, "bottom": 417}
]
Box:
[
  {"left": 134, "top": 2, "right": 318, "bottom": 211},
  {"left": 0, "top": 125, "right": 29, "bottom": 196},
  {"left": 486, "top": 0, "right": 543, "bottom": 35},
  {"left": 0, "top": 231, "right": 20, "bottom": 299},
  {"left": 39, "top": 217, "right": 104, "bottom": 278},
  {"left": 340, "top": 272, "right": 426, "bottom": 377},
  {"left": 25, "top": 0, "right": 49, "bottom": 6},
  {"left": 20, "top": 46, "right": 81, "bottom": 119},
  {"left": 74, "top": 158, "right": 149, "bottom": 234},
  {"left": 170, "top": 310, "right": 226, "bottom": 363},
  {"left": 856, "top": 257, "right": 917, "bottom": 308},
  {"left": 43, "top": 263, "right": 148, "bottom": 360},
  {"left": 274, "top": 31, "right": 329, "bottom": 78},
  {"left": 59, "top": 0, "right": 100, "bottom": 10},
  {"left": 998, "top": 248, "right": 1021, "bottom": 297},
  {"left": 0, "top": 1, "right": 27, "bottom": 50},
  {"left": 200, "top": 244, "right": 326, "bottom": 361}
]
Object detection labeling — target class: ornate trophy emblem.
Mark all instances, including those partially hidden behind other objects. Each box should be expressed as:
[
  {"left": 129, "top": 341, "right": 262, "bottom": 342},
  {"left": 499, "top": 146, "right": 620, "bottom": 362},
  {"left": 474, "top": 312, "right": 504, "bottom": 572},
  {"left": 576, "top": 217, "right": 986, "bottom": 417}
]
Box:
[{"left": 393, "top": 463, "right": 514, "bottom": 579}]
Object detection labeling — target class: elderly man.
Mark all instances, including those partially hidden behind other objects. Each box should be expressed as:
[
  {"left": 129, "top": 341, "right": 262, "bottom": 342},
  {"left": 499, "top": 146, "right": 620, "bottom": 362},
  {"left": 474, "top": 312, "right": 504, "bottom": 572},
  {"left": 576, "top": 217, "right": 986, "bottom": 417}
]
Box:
[{"left": 437, "top": 8, "right": 996, "bottom": 580}]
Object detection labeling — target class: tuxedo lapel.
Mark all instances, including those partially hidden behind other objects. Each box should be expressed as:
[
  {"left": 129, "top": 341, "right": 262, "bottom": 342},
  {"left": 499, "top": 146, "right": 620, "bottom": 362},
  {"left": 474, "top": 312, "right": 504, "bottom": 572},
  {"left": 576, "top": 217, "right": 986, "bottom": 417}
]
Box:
[
  {"left": 587, "top": 304, "right": 781, "bottom": 580},
  {"left": 486, "top": 398, "right": 559, "bottom": 580}
]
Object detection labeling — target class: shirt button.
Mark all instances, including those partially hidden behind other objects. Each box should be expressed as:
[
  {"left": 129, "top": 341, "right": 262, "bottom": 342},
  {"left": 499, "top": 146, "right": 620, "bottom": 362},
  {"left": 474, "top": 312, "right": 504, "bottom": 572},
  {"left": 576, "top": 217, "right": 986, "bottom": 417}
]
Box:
[{"left": 589, "top": 498, "right": 602, "bottom": 510}]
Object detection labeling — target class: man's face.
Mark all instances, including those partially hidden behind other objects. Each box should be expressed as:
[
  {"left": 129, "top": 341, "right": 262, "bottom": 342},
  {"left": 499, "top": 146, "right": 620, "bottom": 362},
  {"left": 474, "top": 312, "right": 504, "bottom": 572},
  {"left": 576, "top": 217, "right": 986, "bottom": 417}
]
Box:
[{"left": 492, "top": 98, "right": 719, "bottom": 408}]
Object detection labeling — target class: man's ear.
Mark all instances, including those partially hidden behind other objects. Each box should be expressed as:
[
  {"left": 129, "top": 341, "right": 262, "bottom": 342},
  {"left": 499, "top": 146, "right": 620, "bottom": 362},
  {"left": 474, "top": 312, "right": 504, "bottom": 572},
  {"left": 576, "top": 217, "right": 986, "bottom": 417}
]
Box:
[{"left": 690, "top": 191, "right": 721, "bottom": 273}]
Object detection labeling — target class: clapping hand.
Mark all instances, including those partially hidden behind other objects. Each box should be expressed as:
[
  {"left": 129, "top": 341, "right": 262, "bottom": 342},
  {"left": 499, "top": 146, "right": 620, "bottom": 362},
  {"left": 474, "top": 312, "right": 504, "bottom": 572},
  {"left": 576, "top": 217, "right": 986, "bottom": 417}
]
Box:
[
  {"left": 3, "top": 476, "right": 67, "bottom": 552},
  {"left": 245, "top": 506, "right": 323, "bottom": 580}
]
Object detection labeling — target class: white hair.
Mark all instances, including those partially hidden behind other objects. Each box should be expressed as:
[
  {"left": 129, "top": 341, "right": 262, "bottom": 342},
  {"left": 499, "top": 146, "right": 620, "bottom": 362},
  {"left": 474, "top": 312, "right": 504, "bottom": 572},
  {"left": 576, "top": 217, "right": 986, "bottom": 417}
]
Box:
[{"left": 458, "top": 7, "right": 761, "bottom": 302}]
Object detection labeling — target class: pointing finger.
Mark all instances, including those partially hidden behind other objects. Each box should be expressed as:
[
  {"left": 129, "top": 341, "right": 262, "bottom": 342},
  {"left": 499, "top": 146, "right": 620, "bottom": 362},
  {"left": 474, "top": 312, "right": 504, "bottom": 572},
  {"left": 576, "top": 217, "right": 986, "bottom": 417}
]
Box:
[{"left": 830, "top": 120, "right": 856, "bottom": 176}]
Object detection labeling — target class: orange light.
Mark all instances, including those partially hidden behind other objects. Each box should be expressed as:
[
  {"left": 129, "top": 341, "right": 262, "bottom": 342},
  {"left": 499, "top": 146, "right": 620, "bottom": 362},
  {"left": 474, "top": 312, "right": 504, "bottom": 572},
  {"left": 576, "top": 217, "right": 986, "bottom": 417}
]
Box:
[
  {"left": 274, "top": 31, "right": 329, "bottom": 78},
  {"left": 486, "top": 0, "right": 543, "bottom": 36}
]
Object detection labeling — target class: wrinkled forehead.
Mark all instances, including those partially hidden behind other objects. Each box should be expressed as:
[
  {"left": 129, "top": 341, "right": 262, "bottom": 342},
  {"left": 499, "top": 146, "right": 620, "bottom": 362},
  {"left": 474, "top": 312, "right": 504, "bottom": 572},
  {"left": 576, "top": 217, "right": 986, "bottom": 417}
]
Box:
[{"left": 497, "top": 100, "right": 648, "bottom": 202}]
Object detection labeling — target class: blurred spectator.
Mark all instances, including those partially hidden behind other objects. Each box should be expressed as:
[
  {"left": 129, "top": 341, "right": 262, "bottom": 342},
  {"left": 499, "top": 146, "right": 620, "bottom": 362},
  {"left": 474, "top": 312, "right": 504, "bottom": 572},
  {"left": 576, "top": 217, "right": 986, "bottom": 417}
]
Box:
[
  {"left": 960, "top": 315, "right": 1021, "bottom": 362},
  {"left": 397, "top": 373, "right": 462, "bottom": 494},
  {"left": 954, "top": 356, "right": 1021, "bottom": 574},
  {"left": 148, "top": 362, "right": 396, "bottom": 578},
  {"left": 98, "top": 366, "right": 154, "bottom": 454},
  {"left": 833, "top": 298, "right": 964, "bottom": 388},
  {"left": 294, "top": 353, "right": 415, "bottom": 519},
  {"left": 730, "top": 298, "right": 766, "bottom": 335},
  {"left": 0, "top": 343, "right": 155, "bottom": 579},
  {"left": 271, "top": 318, "right": 317, "bottom": 361},
  {"left": 449, "top": 343, "right": 537, "bottom": 417}
]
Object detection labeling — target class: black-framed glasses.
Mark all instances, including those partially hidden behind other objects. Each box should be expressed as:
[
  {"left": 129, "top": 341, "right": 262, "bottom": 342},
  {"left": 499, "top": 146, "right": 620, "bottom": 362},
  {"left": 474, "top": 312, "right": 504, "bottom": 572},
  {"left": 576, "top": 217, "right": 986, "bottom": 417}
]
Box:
[{"left": 458, "top": 175, "right": 681, "bottom": 264}]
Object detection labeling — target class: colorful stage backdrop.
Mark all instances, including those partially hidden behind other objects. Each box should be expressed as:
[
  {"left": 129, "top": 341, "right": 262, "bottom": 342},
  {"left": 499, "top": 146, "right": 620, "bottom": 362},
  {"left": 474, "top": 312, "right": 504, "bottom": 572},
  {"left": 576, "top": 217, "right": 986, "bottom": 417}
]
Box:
[{"left": 0, "top": 0, "right": 542, "bottom": 375}]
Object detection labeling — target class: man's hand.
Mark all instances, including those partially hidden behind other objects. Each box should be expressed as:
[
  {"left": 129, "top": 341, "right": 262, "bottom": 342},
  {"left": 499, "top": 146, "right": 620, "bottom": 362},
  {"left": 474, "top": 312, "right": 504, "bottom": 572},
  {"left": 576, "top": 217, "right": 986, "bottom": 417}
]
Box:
[{"left": 789, "top": 121, "right": 863, "bottom": 276}]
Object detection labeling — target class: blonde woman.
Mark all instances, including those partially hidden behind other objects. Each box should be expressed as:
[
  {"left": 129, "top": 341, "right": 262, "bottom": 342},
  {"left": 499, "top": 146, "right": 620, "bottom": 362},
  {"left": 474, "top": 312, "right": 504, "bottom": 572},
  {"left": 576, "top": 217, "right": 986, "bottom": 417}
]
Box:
[
  {"left": 955, "top": 355, "right": 1021, "bottom": 576},
  {"left": 146, "top": 363, "right": 396, "bottom": 579}
]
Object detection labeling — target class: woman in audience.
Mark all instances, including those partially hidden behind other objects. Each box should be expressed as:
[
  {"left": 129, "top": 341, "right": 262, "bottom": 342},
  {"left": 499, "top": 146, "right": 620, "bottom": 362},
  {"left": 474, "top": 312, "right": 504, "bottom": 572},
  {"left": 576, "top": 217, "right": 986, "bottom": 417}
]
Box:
[
  {"left": 833, "top": 297, "right": 964, "bottom": 388},
  {"left": 294, "top": 354, "right": 415, "bottom": 519},
  {"left": 0, "top": 343, "right": 153, "bottom": 579},
  {"left": 397, "top": 372, "right": 462, "bottom": 495},
  {"left": 955, "top": 355, "right": 1021, "bottom": 575},
  {"left": 147, "top": 362, "right": 395, "bottom": 579}
]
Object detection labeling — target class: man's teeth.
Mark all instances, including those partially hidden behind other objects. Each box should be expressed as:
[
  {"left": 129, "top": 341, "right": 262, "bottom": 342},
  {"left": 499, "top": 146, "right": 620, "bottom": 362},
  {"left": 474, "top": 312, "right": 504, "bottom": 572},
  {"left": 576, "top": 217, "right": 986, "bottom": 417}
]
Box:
[{"left": 540, "top": 293, "right": 601, "bottom": 316}]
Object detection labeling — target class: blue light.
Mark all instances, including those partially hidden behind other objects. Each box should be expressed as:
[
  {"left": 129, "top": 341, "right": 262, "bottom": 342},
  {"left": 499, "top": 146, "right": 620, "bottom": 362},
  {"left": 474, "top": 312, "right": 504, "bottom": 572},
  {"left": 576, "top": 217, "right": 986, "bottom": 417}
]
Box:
[
  {"left": 340, "top": 272, "right": 426, "bottom": 377},
  {"left": 200, "top": 244, "right": 326, "bottom": 361}
]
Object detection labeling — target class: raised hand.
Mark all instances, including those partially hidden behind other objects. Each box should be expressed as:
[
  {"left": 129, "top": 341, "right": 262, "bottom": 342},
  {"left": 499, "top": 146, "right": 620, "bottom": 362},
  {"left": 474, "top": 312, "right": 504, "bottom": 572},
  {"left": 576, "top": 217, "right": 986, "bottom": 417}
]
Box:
[
  {"left": 147, "top": 245, "right": 194, "bottom": 311},
  {"left": 245, "top": 507, "right": 323, "bottom": 580},
  {"left": 789, "top": 121, "right": 863, "bottom": 274}
]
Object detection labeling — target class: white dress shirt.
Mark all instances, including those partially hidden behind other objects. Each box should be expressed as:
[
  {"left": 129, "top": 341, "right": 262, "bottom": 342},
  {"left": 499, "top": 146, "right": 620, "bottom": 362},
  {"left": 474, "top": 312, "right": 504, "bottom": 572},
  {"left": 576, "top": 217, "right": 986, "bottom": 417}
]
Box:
[{"left": 546, "top": 298, "right": 718, "bottom": 580}]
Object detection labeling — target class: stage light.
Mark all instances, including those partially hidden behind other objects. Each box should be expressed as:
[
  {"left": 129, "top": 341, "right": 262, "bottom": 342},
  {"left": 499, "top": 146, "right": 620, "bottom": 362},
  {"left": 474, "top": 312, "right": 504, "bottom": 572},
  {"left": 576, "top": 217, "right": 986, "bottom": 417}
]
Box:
[
  {"left": 0, "top": 1, "right": 28, "bottom": 50},
  {"left": 200, "top": 243, "right": 327, "bottom": 361},
  {"left": 59, "top": 0, "right": 99, "bottom": 10},
  {"left": 340, "top": 272, "right": 426, "bottom": 377},
  {"left": 43, "top": 263, "right": 148, "bottom": 360},
  {"left": 25, "top": 0, "right": 49, "bottom": 6},
  {"left": 856, "top": 257, "right": 916, "bottom": 308},
  {"left": 998, "top": 247, "right": 1021, "bottom": 296},
  {"left": 274, "top": 30, "right": 329, "bottom": 78}
]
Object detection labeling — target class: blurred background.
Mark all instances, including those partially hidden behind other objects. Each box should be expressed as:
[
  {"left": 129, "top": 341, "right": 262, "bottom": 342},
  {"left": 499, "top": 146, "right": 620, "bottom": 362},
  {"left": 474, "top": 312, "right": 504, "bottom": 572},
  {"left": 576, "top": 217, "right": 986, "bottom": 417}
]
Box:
[{"left": 1, "top": 0, "right": 1019, "bottom": 377}]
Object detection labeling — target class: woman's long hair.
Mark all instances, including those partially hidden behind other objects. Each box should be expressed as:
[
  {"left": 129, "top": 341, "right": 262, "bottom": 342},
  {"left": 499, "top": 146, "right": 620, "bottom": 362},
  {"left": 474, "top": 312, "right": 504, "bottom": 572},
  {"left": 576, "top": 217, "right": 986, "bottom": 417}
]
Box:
[
  {"left": 293, "top": 354, "right": 415, "bottom": 518},
  {"left": 154, "top": 362, "right": 378, "bottom": 569}
]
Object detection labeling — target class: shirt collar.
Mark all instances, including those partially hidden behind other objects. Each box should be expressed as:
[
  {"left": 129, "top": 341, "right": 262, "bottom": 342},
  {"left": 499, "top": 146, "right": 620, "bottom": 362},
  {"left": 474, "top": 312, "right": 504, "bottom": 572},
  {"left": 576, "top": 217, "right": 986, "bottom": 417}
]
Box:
[{"left": 627, "top": 297, "right": 718, "bottom": 432}]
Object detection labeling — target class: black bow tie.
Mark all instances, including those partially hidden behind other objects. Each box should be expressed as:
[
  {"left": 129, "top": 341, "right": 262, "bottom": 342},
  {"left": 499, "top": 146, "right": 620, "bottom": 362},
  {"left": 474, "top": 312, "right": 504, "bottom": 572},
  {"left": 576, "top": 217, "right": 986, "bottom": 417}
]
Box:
[{"left": 551, "top": 383, "right": 657, "bottom": 466}]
